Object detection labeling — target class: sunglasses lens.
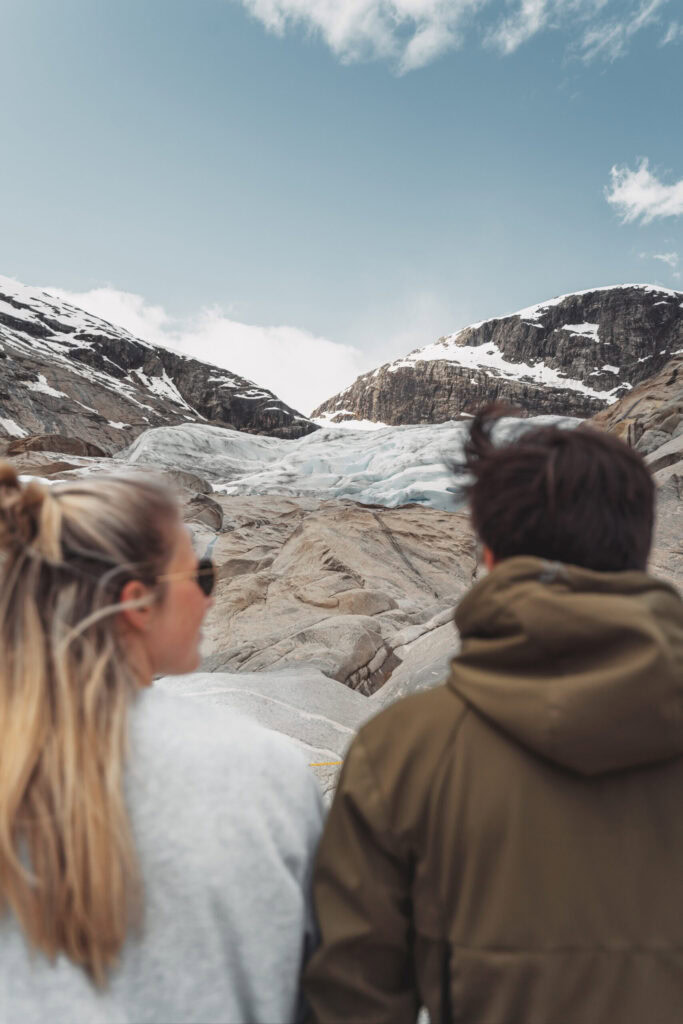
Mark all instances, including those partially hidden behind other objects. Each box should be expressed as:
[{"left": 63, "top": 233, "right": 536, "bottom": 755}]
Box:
[{"left": 197, "top": 558, "right": 215, "bottom": 597}]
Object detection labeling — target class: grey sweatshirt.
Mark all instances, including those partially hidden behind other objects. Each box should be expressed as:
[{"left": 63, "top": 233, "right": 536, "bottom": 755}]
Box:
[{"left": 0, "top": 687, "right": 324, "bottom": 1024}]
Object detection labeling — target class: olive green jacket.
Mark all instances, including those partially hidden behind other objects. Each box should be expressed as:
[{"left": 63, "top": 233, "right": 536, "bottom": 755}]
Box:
[{"left": 305, "top": 557, "right": 683, "bottom": 1024}]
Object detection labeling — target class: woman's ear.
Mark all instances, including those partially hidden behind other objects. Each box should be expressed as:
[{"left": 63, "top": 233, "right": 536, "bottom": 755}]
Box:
[{"left": 118, "top": 579, "right": 154, "bottom": 633}]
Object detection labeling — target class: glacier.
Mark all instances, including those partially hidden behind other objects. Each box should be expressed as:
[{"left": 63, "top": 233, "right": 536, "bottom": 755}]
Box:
[{"left": 120, "top": 415, "right": 579, "bottom": 511}]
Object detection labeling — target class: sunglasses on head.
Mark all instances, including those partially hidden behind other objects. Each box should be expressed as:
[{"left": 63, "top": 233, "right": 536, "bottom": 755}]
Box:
[{"left": 156, "top": 557, "right": 216, "bottom": 597}]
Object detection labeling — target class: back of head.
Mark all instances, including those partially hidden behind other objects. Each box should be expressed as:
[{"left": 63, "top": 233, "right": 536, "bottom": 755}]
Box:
[
  {"left": 458, "top": 405, "right": 655, "bottom": 572},
  {"left": 0, "top": 464, "right": 178, "bottom": 984}
]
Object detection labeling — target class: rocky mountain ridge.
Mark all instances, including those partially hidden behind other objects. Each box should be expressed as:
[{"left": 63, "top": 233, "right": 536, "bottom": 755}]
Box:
[
  {"left": 314, "top": 285, "right": 683, "bottom": 425},
  {"left": 0, "top": 276, "right": 316, "bottom": 451}
]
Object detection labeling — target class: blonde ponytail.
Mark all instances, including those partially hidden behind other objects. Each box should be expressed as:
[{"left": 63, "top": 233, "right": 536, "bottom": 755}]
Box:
[{"left": 0, "top": 464, "right": 178, "bottom": 984}]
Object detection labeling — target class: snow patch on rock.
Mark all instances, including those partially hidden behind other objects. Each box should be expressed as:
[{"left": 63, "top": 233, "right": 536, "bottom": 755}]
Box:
[
  {"left": 388, "top": 338, "right": 624, "bottom": 403},
  {"left": 25, "top": 374, "right": 68, "bottom": 399},
  {"left": 561, "top": 323, "right": 600, "bottom": 341},
  {"left": 0, "top": 418, "right": 27, "bottom": 438}
]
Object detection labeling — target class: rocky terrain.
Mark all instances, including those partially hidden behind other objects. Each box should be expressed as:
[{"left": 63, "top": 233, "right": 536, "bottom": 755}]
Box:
[
  {"left": 197, "top": 496, "right": 474, "bottom": 690},
  {"left": 592, "top": 351, "right": 683, "bottom": 454},
  {"left": 0, "top": 276, "right": 316, "bottom": 451},
  {"left": 591, "top": 352, "right": 682, "bottom": 589},
  {"left": 314, "top": 285, "right": 683, "bottom": 425}
]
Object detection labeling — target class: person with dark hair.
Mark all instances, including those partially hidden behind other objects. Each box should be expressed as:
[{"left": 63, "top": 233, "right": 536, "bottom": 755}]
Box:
[
  {"left": 463, "top": 408, "right": 654, "bottom": 572},
  {"left": 304, "top": 405, "right": 683, "bottom": 1024}
]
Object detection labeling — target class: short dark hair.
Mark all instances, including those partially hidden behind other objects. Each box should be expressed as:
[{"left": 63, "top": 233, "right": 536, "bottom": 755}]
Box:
[{"left": 456, "top": 405, "right": 655, "bottom": 572}]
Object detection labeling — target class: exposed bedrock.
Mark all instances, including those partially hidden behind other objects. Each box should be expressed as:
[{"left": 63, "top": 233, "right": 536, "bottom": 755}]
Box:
[
  {"left": 591, "top": 353, "right": 683, "bottom": 590},
  {"left": 591, "top": 353, "right": 683, "bottom": 450},
  {"left": 200, "top": 496, "right": 476, "bottom": 694},
  {"left": 314, "top": 285, "right": 683, "bottom": 424},
  {"left": 318, "top": 361, "right": 606, "bottom": 424}
]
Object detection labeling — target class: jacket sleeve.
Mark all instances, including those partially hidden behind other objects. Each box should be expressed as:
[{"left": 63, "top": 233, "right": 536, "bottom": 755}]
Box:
[{"left": 304, "top": 732, "right": 419, "bottom": 1024}]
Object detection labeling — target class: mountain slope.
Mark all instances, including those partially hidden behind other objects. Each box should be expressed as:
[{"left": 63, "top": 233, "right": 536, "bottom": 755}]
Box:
[
  {"left": 0, "top": 276, "right": 316, "bottom": 450},
  {"left": 313, "top": 285, "right": 683, "bottom": 425}
]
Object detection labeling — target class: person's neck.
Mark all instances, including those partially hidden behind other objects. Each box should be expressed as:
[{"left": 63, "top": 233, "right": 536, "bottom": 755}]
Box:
[{"left": 121, "top": 632, "right": 155, "bottom": 688}]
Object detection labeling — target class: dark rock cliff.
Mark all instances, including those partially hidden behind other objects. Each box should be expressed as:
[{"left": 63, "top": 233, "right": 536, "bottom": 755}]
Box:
[
  {"left": 0, "top": 277, "right": 317, "bottom": 452},
  {"left": 314, "top": 285, "right": 683, "bottom": 424}
]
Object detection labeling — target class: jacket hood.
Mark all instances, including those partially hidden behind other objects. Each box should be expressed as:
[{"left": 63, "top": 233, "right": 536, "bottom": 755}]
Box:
[{"left": 448, "top": 556, "right": 683, "bottom": 775}]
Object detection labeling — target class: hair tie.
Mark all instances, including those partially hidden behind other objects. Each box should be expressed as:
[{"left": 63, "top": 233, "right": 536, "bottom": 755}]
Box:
[{"left": 0, "top": 466, "right": 62, "bottom": 562}]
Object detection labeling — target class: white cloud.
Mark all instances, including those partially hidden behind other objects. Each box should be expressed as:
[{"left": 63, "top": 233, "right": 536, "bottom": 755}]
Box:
[
  {"left": 652, "top": 252, "right": 680, "bottom": 268},
  {"left": 241, "top": 0, "right": 487, "bottom": 72},
  {"left": 486, "top": 0, "right": 609, "bottom": 55},
  {"left": 486, "top": 0, "right": 551, "bottom": 55},
  {"left": 236, "top": 0, "right": 666, "bottom": 68},
  {"left": 487, "top": 0, "right": 622, "bottom": 56},
  {"left": 46, "top": 286, "right": 369, "bottom": 416},
  {"left": 52, "top": 287, "right": 174, "bottom": 340},
  {"left": 660, "top": 20, "right": 683, "bottom": 44},
  {"left": 605, "top": 159, "right": 683, "bottom": 224},
  {"left": 578, "top": 0, "right": 667, "bottom": 61},
  {"left": 639, "top": 251, "right": 680, "bottom": 268}
]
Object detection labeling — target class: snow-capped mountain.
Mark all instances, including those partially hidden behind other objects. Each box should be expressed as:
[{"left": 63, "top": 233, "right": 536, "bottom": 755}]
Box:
[
  {"left": 313, "top": 285, "right": 683, "bottom": 425},
  {"left": 0, "top": 276, "right": 316, "bottom": 451}
]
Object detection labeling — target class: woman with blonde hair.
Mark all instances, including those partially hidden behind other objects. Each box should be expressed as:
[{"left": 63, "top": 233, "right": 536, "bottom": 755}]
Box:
[{"left": 0, "top": 464, "right": 322, "bottom": 1023}]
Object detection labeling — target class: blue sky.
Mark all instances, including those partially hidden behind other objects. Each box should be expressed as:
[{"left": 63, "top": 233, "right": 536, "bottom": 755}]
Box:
[{"left": 1, "top": 0, "right": 681, "bottom": 412}]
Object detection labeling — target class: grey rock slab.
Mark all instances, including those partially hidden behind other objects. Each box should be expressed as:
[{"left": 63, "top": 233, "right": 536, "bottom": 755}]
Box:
[
  {"left": 592, "top": 358, "right": 682, "bottom": 594},
  {"left": 645, "top": 433, "right": 683, "bottom": 473},
  {"left": 199, "top": 495, "right": 476, "bottom": 691},
  {"left": 372, "top": 619, "right": 459, "bottom": 706},
  {"left": 636, "top": 429, "right": 672, "bottom": 455},
  {"left": 157, "top": 668, "right": 374, "bottom": 797},
  {"left": 650, "top": 470, "right": 683, "bottom": 590},
  {"left": 592, "top": 353, "right": 682, "bottom": 446}
]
